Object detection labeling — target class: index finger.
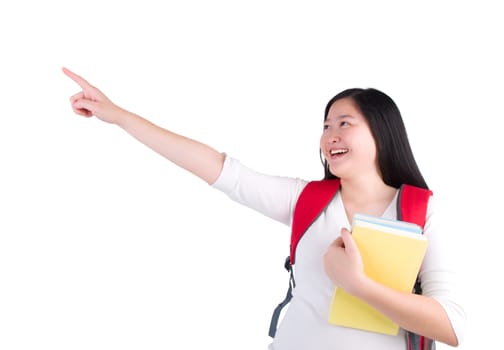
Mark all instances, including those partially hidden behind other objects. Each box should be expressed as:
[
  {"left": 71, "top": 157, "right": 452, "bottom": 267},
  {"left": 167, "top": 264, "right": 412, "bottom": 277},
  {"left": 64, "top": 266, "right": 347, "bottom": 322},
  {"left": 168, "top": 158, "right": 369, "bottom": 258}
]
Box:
[{"left": 62, "top": 67, "right": 93, "bottom": 89}]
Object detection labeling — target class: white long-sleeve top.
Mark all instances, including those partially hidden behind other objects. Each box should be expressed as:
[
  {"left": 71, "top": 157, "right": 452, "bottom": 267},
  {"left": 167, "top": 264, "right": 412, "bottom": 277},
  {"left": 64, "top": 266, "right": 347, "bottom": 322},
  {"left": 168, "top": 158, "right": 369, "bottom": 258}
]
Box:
[{"left": 212, "top": 156, "right": 466, "bottom": 350}]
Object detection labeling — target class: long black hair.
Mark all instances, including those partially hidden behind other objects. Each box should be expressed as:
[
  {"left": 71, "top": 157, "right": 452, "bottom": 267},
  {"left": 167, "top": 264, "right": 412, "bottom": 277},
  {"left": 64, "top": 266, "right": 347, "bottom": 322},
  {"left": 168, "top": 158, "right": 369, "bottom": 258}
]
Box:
[{"left": 321, "top": 88, "right": 428, "bottom": 189}]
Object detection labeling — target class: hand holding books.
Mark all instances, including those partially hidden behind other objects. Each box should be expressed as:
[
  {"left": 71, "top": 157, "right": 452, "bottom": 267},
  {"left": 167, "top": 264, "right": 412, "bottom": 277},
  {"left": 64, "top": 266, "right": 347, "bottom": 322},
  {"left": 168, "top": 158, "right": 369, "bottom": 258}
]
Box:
[
  {"left": 324, "top": 228, "right": 365, "bottom": 295},
  {"left": 327, "top": 213, "right": 428, "bottom": 335}
]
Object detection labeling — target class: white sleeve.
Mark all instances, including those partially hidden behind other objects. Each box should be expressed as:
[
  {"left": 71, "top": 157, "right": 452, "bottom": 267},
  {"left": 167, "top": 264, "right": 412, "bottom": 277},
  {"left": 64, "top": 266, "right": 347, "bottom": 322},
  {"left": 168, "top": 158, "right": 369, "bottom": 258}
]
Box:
[
  {"left": 420, "top": 195, "right": 467, "bottom": 344},
  {"left": 211, "top": 155, "right": 307, "bottom": 226}
]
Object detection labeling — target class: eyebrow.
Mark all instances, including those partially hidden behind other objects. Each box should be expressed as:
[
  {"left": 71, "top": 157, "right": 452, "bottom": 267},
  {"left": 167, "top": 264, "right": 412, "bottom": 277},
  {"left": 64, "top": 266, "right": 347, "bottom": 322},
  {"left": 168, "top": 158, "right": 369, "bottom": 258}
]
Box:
[{"left": 325, "top": 114, "right": 355, "bottom": 122}]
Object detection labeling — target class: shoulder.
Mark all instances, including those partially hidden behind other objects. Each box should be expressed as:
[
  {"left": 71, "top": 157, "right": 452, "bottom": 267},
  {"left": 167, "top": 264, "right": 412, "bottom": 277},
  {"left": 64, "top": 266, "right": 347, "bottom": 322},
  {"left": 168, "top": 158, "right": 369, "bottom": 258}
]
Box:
[{"left": 212, "top": 154, "right": 309, "bottom": 199}]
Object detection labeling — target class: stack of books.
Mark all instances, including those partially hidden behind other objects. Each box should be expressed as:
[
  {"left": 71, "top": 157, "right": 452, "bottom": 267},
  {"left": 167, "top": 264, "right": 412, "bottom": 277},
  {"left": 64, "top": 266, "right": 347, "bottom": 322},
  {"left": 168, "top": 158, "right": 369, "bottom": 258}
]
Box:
[{"left": 328, "top": 213, "right": 428, "bottom": 335}]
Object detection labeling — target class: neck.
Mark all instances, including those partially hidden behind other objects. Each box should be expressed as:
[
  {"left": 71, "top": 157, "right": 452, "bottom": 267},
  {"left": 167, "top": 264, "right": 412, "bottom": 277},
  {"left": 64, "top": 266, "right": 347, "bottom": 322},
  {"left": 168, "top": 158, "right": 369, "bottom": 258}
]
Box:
[{"left": 340, "top": 174, "right": 397, "bottom": 208}]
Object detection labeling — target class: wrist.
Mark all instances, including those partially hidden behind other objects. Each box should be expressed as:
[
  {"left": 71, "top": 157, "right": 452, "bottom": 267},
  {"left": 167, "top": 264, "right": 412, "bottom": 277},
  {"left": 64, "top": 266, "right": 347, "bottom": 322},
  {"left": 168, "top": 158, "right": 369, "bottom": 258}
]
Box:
[
  {"left": 346, "top": 273, "right": 372, "bottom": 298},
  {"left": 113, "top": 107, "right": 136, "bottom": 127}
]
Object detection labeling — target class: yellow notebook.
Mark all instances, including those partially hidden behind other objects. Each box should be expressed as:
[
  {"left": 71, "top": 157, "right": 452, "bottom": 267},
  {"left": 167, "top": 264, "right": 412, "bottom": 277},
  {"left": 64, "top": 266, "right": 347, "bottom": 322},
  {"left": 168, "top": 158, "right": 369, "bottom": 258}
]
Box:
[{"left": 328, "top": 213, "right": 428, "bottom": 335}]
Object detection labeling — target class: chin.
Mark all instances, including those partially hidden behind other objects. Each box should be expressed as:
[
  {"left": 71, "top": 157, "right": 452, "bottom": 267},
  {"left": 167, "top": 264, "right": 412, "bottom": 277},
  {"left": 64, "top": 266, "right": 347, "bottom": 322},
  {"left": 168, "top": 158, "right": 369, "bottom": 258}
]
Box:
[{"left": 327, "top": 167, "right": 342, "bottom": 178}]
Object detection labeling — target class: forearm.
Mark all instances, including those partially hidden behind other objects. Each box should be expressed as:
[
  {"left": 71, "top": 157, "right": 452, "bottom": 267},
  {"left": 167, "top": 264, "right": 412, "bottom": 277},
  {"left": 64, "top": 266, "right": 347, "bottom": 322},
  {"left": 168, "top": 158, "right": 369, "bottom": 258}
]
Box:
[
  {"left": 355, "top": 278, "right": 458, "bottom": 346},
  {"left": 115, "top": 109, "right": 225, "bottom": 184}
]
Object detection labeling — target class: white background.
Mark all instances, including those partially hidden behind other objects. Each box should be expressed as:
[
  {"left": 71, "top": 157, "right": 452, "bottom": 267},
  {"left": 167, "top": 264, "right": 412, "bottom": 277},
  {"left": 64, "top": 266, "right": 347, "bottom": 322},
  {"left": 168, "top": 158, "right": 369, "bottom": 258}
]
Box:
[{"left": 1, "top": 1, "right": 502, "bottom": 349}]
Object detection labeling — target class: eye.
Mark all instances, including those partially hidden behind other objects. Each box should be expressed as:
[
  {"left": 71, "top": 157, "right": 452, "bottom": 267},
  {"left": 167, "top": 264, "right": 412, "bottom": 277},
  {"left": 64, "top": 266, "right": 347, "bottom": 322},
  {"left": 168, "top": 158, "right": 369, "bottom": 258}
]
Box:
[
  {"left": 339, "top": 120, "right": 350, "bottom": 127},
  {"left": 323, "top": 124, "right": 330, "bottom": 130}
]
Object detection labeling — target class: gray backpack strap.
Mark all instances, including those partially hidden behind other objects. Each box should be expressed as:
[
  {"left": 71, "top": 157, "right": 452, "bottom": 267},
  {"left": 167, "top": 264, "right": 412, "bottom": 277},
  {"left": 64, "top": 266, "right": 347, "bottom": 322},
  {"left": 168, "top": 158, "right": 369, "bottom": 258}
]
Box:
[{"left": 268, "top": 257, "right": 295, "bottom": 338}]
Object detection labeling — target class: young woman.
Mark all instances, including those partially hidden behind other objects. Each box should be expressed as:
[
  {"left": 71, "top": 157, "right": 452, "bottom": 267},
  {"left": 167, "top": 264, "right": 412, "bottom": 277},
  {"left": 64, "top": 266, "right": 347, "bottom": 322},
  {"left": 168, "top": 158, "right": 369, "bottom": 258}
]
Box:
[{"left": 63, "top": 67, "right": 465, "bottom": 350}]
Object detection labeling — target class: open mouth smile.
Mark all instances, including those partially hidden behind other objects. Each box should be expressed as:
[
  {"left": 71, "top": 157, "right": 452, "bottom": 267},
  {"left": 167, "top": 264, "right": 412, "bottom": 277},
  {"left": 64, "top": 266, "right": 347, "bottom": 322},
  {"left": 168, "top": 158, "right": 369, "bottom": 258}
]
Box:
[{"left": 329, "top": 148, "right": 349, "bottom": 158}]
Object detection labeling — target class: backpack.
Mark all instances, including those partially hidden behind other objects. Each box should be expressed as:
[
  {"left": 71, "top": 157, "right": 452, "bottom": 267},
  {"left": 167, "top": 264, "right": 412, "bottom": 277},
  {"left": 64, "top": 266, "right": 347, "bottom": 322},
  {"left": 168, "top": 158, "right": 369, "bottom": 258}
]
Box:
[{"left": 268, "top": 179, "right": 435, "bottom": 350}]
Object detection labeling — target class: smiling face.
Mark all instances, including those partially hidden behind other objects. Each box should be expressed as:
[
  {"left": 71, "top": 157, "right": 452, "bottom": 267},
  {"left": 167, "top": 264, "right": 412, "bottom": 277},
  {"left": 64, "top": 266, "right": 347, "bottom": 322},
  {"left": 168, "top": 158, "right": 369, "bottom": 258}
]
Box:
[{"left": 320, "top": 97, "right": 379, "bottom": 180}]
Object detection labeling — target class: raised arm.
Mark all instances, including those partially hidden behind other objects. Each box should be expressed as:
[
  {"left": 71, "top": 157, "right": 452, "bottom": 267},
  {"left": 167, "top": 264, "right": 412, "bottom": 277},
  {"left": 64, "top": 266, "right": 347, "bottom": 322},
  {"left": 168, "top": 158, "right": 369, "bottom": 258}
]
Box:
[{"left": 62, "top": 67, "right": 225, "bottom": 184}]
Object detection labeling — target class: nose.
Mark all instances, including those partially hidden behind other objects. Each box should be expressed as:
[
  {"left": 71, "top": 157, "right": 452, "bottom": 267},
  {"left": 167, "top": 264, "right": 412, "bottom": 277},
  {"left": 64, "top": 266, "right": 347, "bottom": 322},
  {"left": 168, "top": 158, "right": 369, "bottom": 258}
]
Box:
[
  {"left": 321, "top": 128, "right": 341, "bottom": 145},
  {"left": 328, "top": 134, "right": 341, "bottom": 143}
]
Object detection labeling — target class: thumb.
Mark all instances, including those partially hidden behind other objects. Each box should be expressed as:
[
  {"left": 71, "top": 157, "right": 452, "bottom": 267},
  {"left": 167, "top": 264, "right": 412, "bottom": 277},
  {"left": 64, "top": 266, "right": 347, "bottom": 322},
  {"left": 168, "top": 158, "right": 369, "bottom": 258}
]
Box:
[
  {"left": 340, "top": 228, "right": 358, "bottom": 254},
  {"left": 74, "top": 98, "right": 98, "bottom": 112},
  {"left": 72, "top": 99, "right": 100, "bottom": 117}
]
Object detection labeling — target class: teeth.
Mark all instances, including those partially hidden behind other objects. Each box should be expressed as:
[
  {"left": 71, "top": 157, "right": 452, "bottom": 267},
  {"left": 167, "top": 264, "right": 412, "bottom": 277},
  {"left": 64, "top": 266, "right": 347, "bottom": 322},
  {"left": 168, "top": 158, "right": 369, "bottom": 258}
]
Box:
[{"left": 330, "top": 149, "right": 348, "bottom": 155}]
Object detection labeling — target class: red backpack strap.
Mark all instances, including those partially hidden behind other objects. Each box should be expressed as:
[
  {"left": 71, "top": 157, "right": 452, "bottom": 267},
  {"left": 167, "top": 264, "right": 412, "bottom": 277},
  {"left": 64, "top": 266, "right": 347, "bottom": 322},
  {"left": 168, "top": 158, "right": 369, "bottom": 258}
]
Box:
[
  {"left": 397, "top": 184, "right": 433, "bottom": 229},
  {"left": 399, "top": 184, "right": 435, "bottom": 350},
  {"left": 290, "top": 179, "right": 341, "bottom": 264},
  {"left": 269, "top": 179, "right": 340, "bottom": 338}
]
